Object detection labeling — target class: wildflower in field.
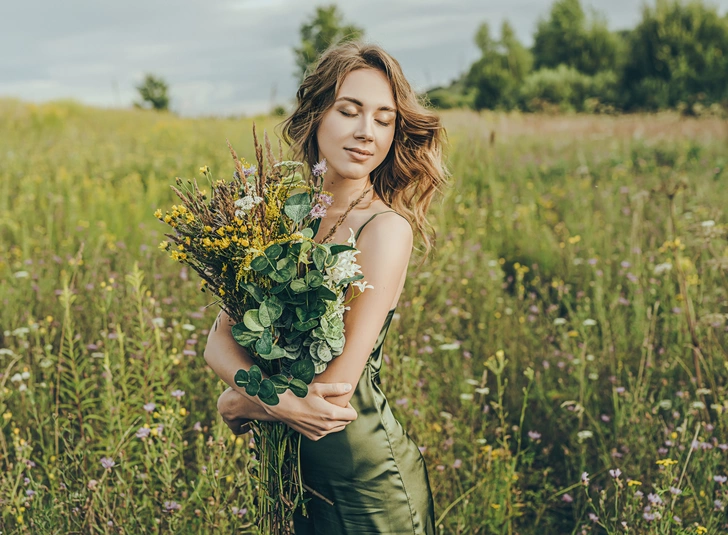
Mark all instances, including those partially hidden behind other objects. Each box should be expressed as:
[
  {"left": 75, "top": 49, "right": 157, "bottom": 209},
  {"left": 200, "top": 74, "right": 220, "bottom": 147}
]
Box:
[
  {"left": 453, "top": 459, "right": 462, "bottom": 469},
  {"left": 101, "top": 457, "right": 115, "bottom": 470},
  {"left": 528, "top": 430, "right": 541, "bottom": 440},
  {"left": 609, "top": 468, "right": 622, "bottom": 479},
  {"left": 673, "top": 515, "right": 681, "bottom": 523},
  {"left": 713, "top": 475, "right": 727, "bottom": 483},
  {"left": 588, "top": 513, "right": 598, "bottom": 523},
  {"left": 143, "top": 402, "right": 156, "bottom": 413},
  {"left": 233, "top": 194, "right": 263, "bottom": 217},
  {"left": 88, "top": 479, "right": 98, "bottom": 490},
  {"left": 164, "top": 500, "right": 182, "bottom": 512},
  {"left": 581, "top": 472, "right": 589, "bottom": 485},
  {"left": 193, "top": 421, "right": 202, "bottom": 432},
  {"left": 562, "top": 493, "right": 573, "bottom": 503},
  {"left": 553, "top": 318, "right": 567, "bottom": 325},
  {"left": 232, "top": 506, "right": 248, "bottom": 518},
  {"left": 582, "top": 319, "right": 597, "bottom": 326},
  {"left": 26, "top": 489, "right": 35, "bottom": 497},
  {"left": 136, "top": 426, "right": 151, "bottom": 439},
  {"left": 171, "top": 389, "right": 185, "bottom": 400},
  {"left": 656, "top": 458, "right": 678, "bottom": 466},
  {"left": 628, "top": 480, "right": 642, "bottom": 487},
  {"left": 647, "top": 493, "right": 663, "bottom": 505},
  {"left": 312, "top": 158, "right": 327, "bottom": 177},
  {"left": 643, "top": 512, "right": 655, "bottom": 521},
  {"left": 670, "top": 486, "right": 682, "bottom": 495},
  {"left": 695, "top": 525, "right": 708, "bottom": 534},
  {"left": 714, "top": 500, "right": 724, "bottom": 511}
]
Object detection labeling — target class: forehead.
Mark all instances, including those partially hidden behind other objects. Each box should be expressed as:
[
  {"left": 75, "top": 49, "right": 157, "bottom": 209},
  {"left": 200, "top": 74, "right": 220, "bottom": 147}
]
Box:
[{"left": 336, "top": 68, "right": 396, "bottom": 111}]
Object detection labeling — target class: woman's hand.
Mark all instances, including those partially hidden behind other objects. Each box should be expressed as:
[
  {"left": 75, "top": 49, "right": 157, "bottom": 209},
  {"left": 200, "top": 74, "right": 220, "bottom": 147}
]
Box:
[
  {"left": 264, "top": 383, "right": 359, "bottom": 442},
  {"left": 218, "top": 383, "right": 359, "bottom": 442}
]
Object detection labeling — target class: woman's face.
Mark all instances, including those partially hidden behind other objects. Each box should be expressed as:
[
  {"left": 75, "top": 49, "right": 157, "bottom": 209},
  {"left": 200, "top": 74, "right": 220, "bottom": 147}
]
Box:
[{"left": 315, "top": 67, "right": 397, "bottom": 182}]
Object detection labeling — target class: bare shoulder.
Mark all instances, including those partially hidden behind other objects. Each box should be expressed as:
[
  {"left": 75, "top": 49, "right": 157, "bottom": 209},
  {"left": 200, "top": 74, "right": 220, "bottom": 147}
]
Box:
[{"left": 356, "top": 210, "right": 413, "bottom": 260}]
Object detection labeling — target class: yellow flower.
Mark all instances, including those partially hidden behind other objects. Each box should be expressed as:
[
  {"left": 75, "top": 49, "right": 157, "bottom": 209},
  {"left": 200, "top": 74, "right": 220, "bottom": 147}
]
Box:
[
  {"left": 627, "top": 479, "right": 642, "bottom": 487},
  {"left": 696, "top": 526, "right": 707, "bottom": 534},
  {"left": 199, "top": 166, "right": 209, "bottom": 174},
  {"left": 2, "top": 411, "right": 11, "bottom": 421},
  {"left": 219, "top": 288, "right": 226, "bottom": 296},
  {"left": 656, "top": 458, "right": 678, "bottom": 466},
  {"left": 490, "top": 503, "right": 500, "bottom": 510},
  {"left": 179, "top": 407, "right": 187, "bottom": 416},
  {"left": 204, "top": 225, "right": 212, "bottom": 232},
  {"left": 154, "top": 209, "right": 162, "bottom": 219}
]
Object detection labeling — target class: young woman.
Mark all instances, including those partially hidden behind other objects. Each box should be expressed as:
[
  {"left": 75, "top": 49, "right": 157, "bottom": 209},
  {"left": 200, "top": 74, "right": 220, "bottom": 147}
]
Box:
[{"left": 204, "top": 40, "right": 448, "bottom": 534}]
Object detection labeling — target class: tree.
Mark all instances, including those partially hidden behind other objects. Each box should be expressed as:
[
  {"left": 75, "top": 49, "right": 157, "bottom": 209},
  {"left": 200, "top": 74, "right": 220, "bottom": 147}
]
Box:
[
  {"left": 134, "top": 74, "right": 170, "bottom": 111},
  {"left": 465, "top": 21, "right": 533, "bottom": 110},
  {"left": 621, "top": 0, "right": 728, "bottom": 111},
  {"left": 293, "top": 5, "right": 364, "bottom": 82},
  {"left": 532, "top": 0, "right": 619, "bottom": 75}
]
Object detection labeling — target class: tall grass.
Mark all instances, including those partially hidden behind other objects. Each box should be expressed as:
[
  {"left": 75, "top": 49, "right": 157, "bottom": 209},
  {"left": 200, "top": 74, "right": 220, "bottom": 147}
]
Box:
[{"left": 1, "top": 98, "right": 727, "bottom": 533}]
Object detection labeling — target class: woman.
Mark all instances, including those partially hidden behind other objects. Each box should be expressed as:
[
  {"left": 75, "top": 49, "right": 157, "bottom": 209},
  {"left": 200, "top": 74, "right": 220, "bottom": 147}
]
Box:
[{"left": 204, "top": 40, "right": 448, "bottom": 534}]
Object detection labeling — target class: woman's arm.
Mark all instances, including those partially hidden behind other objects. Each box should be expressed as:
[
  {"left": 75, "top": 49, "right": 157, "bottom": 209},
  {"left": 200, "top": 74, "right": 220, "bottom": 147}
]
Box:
[
  {"left": 204, "top": 310, "right": 360, "bottom": 441},
  {"left": 311, "top": 213, "right": 413, "bottom": 408}
]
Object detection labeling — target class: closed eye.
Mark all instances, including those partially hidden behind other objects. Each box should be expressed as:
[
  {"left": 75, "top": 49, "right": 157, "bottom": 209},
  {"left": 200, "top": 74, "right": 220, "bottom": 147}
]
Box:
[{"left": 339, "top": 110, "right": 391, "bottom": 127}]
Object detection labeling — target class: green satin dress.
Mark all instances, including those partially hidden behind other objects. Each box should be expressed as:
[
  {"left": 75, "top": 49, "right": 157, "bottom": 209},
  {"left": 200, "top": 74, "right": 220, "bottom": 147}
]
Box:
[{"left": 292, "top": 210, "right": 436, "bottom": 534}]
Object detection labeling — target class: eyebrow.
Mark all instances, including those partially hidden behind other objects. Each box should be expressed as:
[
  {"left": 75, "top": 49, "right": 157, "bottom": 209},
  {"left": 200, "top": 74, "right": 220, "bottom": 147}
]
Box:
[{"left": 335, "top": 96, "right": 397, "bottom": 113}]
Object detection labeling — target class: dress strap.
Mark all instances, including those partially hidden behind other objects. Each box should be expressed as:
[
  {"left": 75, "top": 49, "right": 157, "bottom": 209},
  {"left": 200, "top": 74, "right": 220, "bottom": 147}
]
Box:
[{"left": 354, "top": 210, "right": 401, "bottom": 241}]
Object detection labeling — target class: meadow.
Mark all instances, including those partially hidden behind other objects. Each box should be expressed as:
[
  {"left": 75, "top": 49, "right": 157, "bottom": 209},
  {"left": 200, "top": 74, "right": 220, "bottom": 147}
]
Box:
[{"left": 0, "top": 97, "right": 727, "bottom": 534}]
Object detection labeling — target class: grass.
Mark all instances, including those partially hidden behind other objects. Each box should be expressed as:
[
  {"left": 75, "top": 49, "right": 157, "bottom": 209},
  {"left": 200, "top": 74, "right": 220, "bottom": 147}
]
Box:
[{"left": 1, "top": 97, "right": 727, "bottom": 534}]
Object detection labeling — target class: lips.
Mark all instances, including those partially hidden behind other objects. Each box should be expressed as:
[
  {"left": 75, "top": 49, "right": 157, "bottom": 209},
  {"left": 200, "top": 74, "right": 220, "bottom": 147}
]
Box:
[{"left": 345, "top": 148, "right": 373, "bottom": 156}]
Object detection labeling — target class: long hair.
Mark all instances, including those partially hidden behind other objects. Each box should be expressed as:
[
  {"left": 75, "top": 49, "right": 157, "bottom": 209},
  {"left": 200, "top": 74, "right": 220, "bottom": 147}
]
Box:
[{"left": 276, "top": 40, "right": 450, "bottom": 264}]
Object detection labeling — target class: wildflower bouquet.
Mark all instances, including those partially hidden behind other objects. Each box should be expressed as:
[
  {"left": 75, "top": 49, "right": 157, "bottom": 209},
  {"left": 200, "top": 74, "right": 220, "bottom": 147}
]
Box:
[{"left": 155, "top": 125, "right": 372, "bottom": 533}]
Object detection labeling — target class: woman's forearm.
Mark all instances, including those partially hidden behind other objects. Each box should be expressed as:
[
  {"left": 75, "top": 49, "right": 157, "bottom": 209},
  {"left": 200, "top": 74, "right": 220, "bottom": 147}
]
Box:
[
  {"left": 204, "top": 311, "right": 277, "bottom": 420},
  {"left": 218, "top": 386, "right": 276, "bottom": 422}
]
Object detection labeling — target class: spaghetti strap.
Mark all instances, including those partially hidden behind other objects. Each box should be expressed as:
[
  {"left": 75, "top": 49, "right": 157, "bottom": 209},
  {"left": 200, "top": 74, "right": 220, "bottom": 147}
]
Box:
[{"left": 354, "top": 210, "right": 402, "bottom": 241}]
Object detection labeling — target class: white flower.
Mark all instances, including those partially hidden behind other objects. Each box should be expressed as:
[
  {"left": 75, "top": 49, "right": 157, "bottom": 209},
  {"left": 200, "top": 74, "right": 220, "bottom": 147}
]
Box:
[
  {"left": 323, "top": 228, "right": 373, "bottom": 294},
  {"left": 21, "top": 371, "right": 30, "bottom": 380},
  {"left": 583, "top": 318, "right": 597, "bottom": 326},
  {"left": 701, "top": 220, "right": 715, "bottom": 228},
  {"left": 654, "top": 262, "right": 673, "bottom": 275},
  {"left": 181, "top": 323, "right": 195, "bottom": 331},
  {"left": 234, "top": 194, "right": 263, "bottom": 217},
  {"left": 10, "top": 373, "right": 23, "bottom": 383},
  {"left": 553, "top": 318, "right": 567, "bottom": 325},
  {"left": 577, "top": 430, "right": 594, "bottom": 442},
  {"left": 14, "top": 271, "right": 29, "bottom": 278}
]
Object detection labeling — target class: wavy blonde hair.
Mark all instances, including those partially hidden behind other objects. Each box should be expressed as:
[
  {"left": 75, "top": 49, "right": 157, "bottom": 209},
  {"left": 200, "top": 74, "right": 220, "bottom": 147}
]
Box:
[{"left": 276, "top": 40, "right": 450, "bottom": 264}]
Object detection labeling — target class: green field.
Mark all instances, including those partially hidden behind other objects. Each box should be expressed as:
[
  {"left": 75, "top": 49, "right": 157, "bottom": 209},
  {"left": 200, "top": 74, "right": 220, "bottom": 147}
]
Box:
[{"left": 1, "top": 98, "right": 727, "bottom": 534}]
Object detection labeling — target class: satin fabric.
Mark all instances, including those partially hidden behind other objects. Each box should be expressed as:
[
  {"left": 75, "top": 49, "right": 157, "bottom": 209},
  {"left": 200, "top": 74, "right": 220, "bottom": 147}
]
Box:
[{"left": 292, "top": 210, "right": 435, "bottom": 534}]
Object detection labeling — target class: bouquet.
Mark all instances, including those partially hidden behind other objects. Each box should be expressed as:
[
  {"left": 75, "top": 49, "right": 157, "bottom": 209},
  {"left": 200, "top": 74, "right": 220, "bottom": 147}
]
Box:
[{"left": 155, "top": 124, "right": 372, "bottom": 533}]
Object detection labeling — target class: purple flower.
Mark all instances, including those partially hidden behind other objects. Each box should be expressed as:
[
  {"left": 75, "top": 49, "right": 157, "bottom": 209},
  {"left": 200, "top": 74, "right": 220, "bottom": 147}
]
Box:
[
  {"left": 136, "top": 426, "right": 151, "bottom": 439},
  {"left": 581, "top": 472, "right": 589, "bottom": 485},
  {"left": 588, "top": 512, "right": 598, "bottom": 523},
  {"left": 634, "top": 490, "right": 644, "bottom": 498},
  {"left": 193, "top": 421, "right": 202, "bottom": 432},
  {"left": 171, "top": 389, "right": 185, "bottom": 400},
  {"left": 308, "top": 204, "right": 327, "bottom": 219},
  {"left": 669, "top": 486, "right": 682, "bottom": 495},
  {"left": 317, "top": 193, "right": 333, "bottom": 206},
  {"left": 232, "top": 506, "right": 248, "bottom": 518},
  {"left": 164, "top": 500, "right": 182, "bottom": 512},
  {"left": 243, "top": 165, "right": 257, "bottom": 177},
  {"left": 452, "top": 459, "right": 462, "bottom": 469},
  {"left": 715, "top": 499, "right": 724, "bottom": 511},
  {"left": 418, "top": 446, "right": 426, "bottom": 454},
  {"left": 528, "top": 430, "right": 541, "bottom": 440},
  {"left": 143, "top": 402, "right": 156, "bottom": 413},
  {"left": 643, "top": 512, "right": 655, "bottom": 521},
  {"left": 100, "top": 457, "right": 115, "bottom": 470},
  {"left": 312, "top": 159, "right": 328, "bottom": 177},
  {"left": 647, "top": 493, "right": 662, "bottom": 505},
  {"left": 561, "top": 493, "right": 573, "bottom": 503},
  {"left": 26, "top": 489, "right": 35, "bottom": 497},
  {"left": 609, "top": 468, "right": 622, "bottom": 479},
  {"left": 673, "top": 515, "right": 682, "bottom": 523},
  {"left": 713, "top": 475, "right": 727, "bottom": 484},
  {"left": 395, "top": 398, "right": 408, "bottom": 407}
]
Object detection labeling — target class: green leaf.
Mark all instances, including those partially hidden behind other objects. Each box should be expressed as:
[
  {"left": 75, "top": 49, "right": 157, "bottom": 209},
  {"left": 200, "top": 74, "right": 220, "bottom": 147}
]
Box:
[
  {"left": 270, "top": 374, "right": 290, "bottom": 394},
  {"left": 276, "top": 258, "right": 296, "bottom": 281},
  {"left": 312, "top": 247, "right": 327, "bottom": 271},
  {"left": 248, "top": 366, "right": 263, "bottom": 384},
  {"left": 265, "top": 345, "right": 287, "bottom": 360},
  {"left": 245, "top": 380, "right": 260, "bottom": 396},
  {"left": 284, "top": 192, "right": 312, "bottom": 223},
  {"left": 290, "top": 359, "right": 315, "bottom": 383},
  {"left": 290, "top": 278, "right": 308, "bottom": 293},
  {"left": 329, "top": 244, "right": 355, "bottom": 255},
  {"left": 289, "top": 378, "right": 309, "bottom": 397},
  {"left": 234, "top": 369, "right": 249, "bottom": 387},
  {"left": 243, "top": 309, "right": 264, "bottom": 332},
  {"left": 258, "top": 302, "right": 272, "bottom": 328},
  {"left": 259, "top": 378, "right": 276, "bottom": 398},
  {"left": 265, "top": 243, "right": 283, "bottom": 259},
  {"left": 263, "top": 297, "right": 283, "bottom": 323},
  {"left": 231, "top": 324, "right": 260, "bottom": 347},
  {"left": 256, "top": 329, "right": 273, "bottom": 355},
  {"left": 317, "top": 286, "right": 337, "bottom": 301},
  {"left": 239, "top": 282, "right": 265, "bottom": 303},
  {"left": 305, "top": 270, "right": 324, "bottom": 288},
  {"left": 337, "top": 274, "right": 364, "bottom": 287},
  {"left": 309, "top": 218, "right": 321, "bottom": 237},
  {"left": 293, "top": 319, "right": 318, "bottom": 331},
  {"left": 250, "top": 255, "right": 269, "bottom": 271},
  {"left": 259, "top": 392, "right": 280, "bottom": 406},
  {"left": 270, "top": 283, "right": 288, "bottom": 295}
]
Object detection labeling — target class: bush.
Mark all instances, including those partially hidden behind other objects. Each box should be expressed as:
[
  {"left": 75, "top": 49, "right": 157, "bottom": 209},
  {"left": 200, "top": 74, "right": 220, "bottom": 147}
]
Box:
[{"left": 519, "top": 65, "right": 619, "bottom": 112}]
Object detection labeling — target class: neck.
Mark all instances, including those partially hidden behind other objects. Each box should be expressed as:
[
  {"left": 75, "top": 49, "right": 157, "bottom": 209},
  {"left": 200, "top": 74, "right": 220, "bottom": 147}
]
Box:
[{"left": 320, "top": 174, "right": 374, "bottom": 213}]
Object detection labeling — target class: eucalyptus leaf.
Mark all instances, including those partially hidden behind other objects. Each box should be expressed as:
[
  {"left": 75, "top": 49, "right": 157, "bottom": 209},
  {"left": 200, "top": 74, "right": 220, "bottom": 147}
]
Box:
[
  {"left": 290, "top": 279, "right": 308, "bottom": 293},
  {"left": 265, "top": 243, "right": 283, "bottom": 259},
  {"left": 305, "top": 270, "right": 324, "bottom": 288},
  {"left": 284, "top": 192, "right": 313, "bottom": 223},
  {"left": 290, "top": 359, "right": 315, "bottom": 383},
  {"left": 250, "top": 255, "right": 269, "bottom": 271},
  {"left": 255, "top": 329, "right": 273, "bottom": 355},
  {"left": 243, "top": 309, "right": 264, "bottom": 332},
  {"left": 312, "top": 247, "right": 327, "bottom": 271},
  {"left": 288, "top": 378, "right": 309, "bottom": 398},
  {"left": 301, "top": 227, "right": 314, "bottom": 238},
  {"left": 249, "top": 366, "right": 263, "bottom": 384},
  {"left": 293, "top": 319, "right": 318, "bottom": 331},
  {"left": 234, "top": 369, "right": 249, "bottom": 387},
  {"left": 259, "top": 378, "right": 276, "bottom": 399},
  {"left": 240, "top": 282, "right": 265, "bottom": 303},
  {"left": 245, "top": 380, "right": 260, "bottom": 396},
  {"left": 231, "top": 324, "right": 261, "bottom": 347},
  {"left": 259, "top": 392, "right": 280, "bottom": 406}
]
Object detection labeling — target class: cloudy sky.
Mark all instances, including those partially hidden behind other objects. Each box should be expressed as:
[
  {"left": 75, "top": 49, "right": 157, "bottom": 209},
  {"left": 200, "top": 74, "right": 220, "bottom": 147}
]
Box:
[{"left": 2, "top": 0, "right": 727, "bottom": 117}]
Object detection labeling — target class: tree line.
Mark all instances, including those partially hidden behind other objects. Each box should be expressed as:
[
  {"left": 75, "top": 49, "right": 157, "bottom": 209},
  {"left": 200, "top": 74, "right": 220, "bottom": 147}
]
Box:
[{"left": 428, "top": 0, "right": 728, "bottom": 115}]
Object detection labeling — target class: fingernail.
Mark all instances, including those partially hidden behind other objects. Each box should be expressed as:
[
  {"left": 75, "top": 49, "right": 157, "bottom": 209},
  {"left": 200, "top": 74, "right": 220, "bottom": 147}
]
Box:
[{"left": 344, "top": 384, "right": 352, "bottom": 392}]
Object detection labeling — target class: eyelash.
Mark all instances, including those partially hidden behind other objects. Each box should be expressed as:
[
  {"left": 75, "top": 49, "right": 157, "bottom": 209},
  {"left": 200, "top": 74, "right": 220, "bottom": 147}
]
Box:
[{"left": 340, "top": 110, "right": 391, "bottom": 127}]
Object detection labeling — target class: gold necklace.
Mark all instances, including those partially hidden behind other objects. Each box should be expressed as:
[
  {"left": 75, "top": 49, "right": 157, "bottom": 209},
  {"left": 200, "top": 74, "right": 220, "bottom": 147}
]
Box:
[{"left": 319, "top": 184, "right": 374, "bottom": 244}]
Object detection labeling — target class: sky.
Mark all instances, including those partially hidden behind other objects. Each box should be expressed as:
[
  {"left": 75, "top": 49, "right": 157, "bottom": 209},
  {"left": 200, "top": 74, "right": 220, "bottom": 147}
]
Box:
[{"left": 2, "top": 0, "right": 727, "bottom": 117}]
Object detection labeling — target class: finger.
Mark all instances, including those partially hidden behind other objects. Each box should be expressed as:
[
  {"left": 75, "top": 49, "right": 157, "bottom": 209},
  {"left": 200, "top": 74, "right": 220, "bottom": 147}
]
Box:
[{"left": 314, "top": 382, "right": 353, "bottom": 398}]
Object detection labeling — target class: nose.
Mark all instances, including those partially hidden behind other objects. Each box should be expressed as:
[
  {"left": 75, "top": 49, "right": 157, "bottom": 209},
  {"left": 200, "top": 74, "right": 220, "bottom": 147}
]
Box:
[{"left": 354, "top": 117, "right": 374, "bottom": 143}]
